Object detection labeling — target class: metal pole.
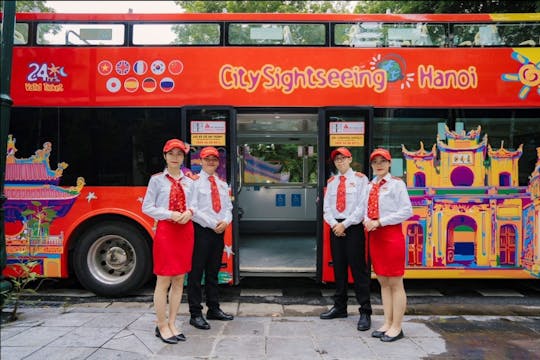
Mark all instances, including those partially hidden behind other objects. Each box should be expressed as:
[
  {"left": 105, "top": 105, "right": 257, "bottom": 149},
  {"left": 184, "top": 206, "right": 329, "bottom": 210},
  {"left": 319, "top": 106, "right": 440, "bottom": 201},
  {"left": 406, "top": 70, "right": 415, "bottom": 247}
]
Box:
[{"left": 1, "top": 0, "right": 16, "bottom": 300}]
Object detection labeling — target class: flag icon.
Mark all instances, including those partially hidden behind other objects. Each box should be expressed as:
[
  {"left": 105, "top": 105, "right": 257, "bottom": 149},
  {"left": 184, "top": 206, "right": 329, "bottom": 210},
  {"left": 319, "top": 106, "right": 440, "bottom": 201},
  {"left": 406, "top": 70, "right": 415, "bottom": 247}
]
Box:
[
  {"left": 124, "top": 77, "right": 139, "bottom": 92},
  {"left": 115, "top": 60, "right": 130, "bottom": 75},
  {"left": 160, "top": 77, "right": 175, "bottom": 92},
  {"left": 151, "top": 60, "right": 166, "bottom": 75},
  {"left": 98, "top": 60, "right": 113, "bottom": 76},
  {"left": 168, "top": 60, "right": 184, "bottom": 75},
  {"left": 133, "top": 60, "right": 148, "bottom": 75},
  {"left": 106, "top": 77, "right": 121, "bottom": 93},
  {"left": 142, "top": 77, "right": 157, "bottom": 92}
]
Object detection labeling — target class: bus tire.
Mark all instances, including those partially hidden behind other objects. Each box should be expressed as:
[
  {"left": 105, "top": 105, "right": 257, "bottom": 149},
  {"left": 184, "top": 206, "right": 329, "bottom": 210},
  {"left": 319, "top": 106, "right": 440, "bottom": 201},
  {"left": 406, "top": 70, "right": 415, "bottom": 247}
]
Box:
[{"left": 72, "top": 222, "right": 152, "bottom": 297}]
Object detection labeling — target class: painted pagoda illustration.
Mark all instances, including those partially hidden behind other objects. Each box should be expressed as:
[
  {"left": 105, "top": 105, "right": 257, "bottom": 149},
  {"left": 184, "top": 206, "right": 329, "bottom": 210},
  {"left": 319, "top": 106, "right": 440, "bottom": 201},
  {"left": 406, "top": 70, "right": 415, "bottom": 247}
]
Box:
[
  {"left": 4, "top": 135, "right": 84, "bottom": 275},
  {"left": 401, "top": 126, "right": 539, "bottom": 277}
]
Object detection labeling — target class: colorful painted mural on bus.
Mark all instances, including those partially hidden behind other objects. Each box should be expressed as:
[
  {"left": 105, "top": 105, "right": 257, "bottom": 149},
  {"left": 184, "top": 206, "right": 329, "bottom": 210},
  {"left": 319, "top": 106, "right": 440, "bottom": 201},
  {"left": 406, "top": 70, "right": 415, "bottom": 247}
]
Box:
[
  {"left": 4, "top": 135, "right": 84, "bottom": 278},
  {"left": 401, "top": 126, "right": 539, "bottom": 278}
]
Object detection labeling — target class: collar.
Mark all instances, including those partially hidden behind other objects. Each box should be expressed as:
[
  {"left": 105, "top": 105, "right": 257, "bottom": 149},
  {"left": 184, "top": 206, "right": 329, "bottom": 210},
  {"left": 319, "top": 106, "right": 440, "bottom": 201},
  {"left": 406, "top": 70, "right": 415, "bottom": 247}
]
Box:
[
  {"left": 164, "top": 168, "right": 184, "bottom": 180},
  {"left": 371, "top": 173, "right": 391, "bottom": 184}
]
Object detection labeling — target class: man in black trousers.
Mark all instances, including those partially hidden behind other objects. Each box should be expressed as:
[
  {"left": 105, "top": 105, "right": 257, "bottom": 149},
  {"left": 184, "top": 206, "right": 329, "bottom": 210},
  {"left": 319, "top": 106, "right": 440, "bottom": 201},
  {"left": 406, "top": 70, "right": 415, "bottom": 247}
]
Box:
[
  {"left": 320, "top": 147, "right": 372, "bottom": 331},
  {"left": 188, "top": 147, "right": 234, "bottom": 330}
]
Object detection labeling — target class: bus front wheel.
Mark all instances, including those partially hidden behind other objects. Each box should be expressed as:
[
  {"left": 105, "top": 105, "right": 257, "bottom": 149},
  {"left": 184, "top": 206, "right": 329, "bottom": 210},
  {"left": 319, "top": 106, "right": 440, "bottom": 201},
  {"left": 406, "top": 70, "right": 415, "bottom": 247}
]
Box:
[{"left": 72, "top": 222, "right": 152, "bottom": 297}]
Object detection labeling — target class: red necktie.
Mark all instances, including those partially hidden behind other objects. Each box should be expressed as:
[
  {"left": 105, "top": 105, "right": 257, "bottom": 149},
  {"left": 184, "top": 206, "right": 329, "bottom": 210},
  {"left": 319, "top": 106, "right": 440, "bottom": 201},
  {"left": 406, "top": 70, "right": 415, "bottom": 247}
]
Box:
[
  {"left": 166, "top": 174, "right": 186, "bottom": 212},
  {"left": 367, "top": 179, "right": 386, "bottom": 219},
  {"left": 336, "top": 175, "right": 346, "bottom": 212},
  {"left": 209, "top": 175, "right": 221, "bottom": 213}
]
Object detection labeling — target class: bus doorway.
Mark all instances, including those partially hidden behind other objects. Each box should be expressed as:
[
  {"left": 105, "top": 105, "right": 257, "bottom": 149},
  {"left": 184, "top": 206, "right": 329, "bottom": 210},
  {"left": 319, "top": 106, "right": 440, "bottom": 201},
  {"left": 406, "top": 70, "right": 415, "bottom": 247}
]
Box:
[{"left": 236, "top": 112, "right": 319, "bottom": 277}]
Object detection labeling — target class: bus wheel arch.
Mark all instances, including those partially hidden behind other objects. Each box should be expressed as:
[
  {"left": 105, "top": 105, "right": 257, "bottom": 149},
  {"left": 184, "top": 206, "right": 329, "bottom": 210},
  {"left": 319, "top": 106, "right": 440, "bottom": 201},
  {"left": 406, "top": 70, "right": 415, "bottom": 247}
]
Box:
[{"left": 69, "top": 215, "right": 153, "bottom": 297}]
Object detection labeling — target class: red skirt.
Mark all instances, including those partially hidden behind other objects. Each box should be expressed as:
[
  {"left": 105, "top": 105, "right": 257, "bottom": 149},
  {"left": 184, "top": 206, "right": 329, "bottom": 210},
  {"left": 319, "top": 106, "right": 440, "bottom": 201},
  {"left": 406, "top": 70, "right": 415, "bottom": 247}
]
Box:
[
  {"left": 369, "top": 224, "right": 405, "bottom": 277},
  {"left": 153, "top": 220, "right": 194, "bottom": 276}
]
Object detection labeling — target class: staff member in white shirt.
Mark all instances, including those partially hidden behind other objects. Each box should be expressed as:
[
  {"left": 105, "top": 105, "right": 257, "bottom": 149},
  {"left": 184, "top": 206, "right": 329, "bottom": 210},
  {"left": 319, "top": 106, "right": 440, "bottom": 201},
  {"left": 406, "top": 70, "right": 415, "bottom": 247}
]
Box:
[
  {"left": 364, "top": 148, "right": 413, "bottom": 342},
  {"left": 320, "top": 147, "right": 372, "bottom": 332},
  {"left": 142, "top": 138, "right": 194, "bottom": 344},
  {"left": 188, "top": 146, "right": 234, "bottom": 330}
]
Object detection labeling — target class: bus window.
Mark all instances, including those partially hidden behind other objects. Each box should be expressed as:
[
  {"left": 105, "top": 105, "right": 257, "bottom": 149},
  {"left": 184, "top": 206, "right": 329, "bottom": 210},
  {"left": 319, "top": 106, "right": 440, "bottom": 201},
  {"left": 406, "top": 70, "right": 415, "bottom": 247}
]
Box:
[
  {"left": 133, "top": 23, "right": 221, "bottom": 45},
  {"left": 0, "top": 22, "right": 28, "bottom": 44},
  {"left": 335, "top": 22, "right": 383, "bottom": 47},
  {"left": 496, "top": 23, "right": 540, "bottom": 47},
  {"left": 37, "top": 23, "right": 125, "bottom": 45},
  {"left": 457, "top": 109, "right": 539, "bottom": 186},
  {"left": 371, "top": 109, "right": 449, "bottom": 179},
  {"left": 453, "top": 24, "right": 502, "bottom": 47},
  {"left": 384, "top": 23, "right": 446, "bottom": 47},
  {"left": 228, "top": 23, "right": 326, "bottom": 46}
]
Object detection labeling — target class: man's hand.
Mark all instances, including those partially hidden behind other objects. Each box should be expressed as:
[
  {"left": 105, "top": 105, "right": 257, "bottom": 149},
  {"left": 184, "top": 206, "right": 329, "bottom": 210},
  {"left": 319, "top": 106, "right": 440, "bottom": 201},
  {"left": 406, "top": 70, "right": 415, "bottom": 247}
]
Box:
[
  {"left": 214, "top": 221, "right": 228, "bottom": 234},
  {"left": 332, "top": 223, "right": 346, "bottom": 237}
]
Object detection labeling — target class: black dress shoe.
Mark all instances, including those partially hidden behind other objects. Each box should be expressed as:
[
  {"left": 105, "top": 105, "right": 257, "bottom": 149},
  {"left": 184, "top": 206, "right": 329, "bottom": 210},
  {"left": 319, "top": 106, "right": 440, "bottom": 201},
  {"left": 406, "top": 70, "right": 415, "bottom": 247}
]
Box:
[
  {"left": 154, "top": 327, "right": 178, "bottom": 344},
  {"left": 190, "top": 316, "right": 211, "bottom": 330},
  {"left": 207, "top": 308, "right": 234, "bottom": 321},
  {"left": 357, "top": 313, "right": 371, "bottom": 331},
  {"left": 320, "top": 306, "right": 347, "bottom": 320},
  {"left": 380, "top": 330, "right": 404, "bottom": 342},
  {"left": 175, "top": 333, "right": 186, "bottom": 342},
  {"left": 371, "top": 330, "right": 386, "bottom": 338}
]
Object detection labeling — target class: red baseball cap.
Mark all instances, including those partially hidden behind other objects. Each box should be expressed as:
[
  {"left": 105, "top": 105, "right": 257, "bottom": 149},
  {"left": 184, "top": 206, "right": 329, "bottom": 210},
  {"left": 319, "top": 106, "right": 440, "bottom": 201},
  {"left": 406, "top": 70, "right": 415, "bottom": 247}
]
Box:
[
  {"left": 163, "top": 139, "right": 189, "bottom": 154},
  {"left": 330, "top": 147, "right": 352, "bottom": 160},
  {"left": 200, "top": 146, "right": 219, "bottom": 159},
  {"left": 369, "top": 148, "right": 391, "bottom": 162}
]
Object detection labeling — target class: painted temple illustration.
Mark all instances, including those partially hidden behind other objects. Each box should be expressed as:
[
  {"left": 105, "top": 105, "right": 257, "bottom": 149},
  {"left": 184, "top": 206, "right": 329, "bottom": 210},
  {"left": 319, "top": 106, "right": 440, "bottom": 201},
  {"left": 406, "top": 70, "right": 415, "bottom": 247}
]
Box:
[
  {"left": 4, "top": 135, "right": 84, "bottom": 277},
  {"left": 402, "top": 126, "right": 539, "bottom": 277}
]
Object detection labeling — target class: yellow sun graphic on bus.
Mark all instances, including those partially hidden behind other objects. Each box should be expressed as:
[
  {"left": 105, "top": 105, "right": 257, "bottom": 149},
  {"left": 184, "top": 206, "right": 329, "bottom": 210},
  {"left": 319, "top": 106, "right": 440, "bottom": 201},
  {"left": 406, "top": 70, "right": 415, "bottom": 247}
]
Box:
[{"left": 501, "top": 51, "right": 540, "bottom": 100}]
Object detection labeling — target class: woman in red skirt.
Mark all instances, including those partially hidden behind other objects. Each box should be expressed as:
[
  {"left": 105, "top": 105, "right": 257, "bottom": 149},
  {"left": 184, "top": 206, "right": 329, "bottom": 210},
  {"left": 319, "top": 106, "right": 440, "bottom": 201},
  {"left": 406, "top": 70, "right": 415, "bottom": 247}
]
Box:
[
  {"left": 364, "top": 148, "right": 413, "bottom": 342},
  {"left": 142, "top": 139, "right": 195, "bottom": 344}
]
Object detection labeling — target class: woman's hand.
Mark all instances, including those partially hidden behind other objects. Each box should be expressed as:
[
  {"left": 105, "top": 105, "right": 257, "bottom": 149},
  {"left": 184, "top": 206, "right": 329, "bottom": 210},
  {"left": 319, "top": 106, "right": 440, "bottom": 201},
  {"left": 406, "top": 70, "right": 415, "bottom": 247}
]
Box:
[{"left": 365, "top": 219, "right": 380, "bottom": 232}]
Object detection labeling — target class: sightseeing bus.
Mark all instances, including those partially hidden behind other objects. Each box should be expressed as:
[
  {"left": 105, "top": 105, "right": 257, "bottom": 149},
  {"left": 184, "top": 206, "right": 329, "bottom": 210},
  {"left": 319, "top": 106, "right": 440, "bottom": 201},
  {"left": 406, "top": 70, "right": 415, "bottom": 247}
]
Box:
[{"left": 2, "top": 12, "right": 539, "bottom": 296}]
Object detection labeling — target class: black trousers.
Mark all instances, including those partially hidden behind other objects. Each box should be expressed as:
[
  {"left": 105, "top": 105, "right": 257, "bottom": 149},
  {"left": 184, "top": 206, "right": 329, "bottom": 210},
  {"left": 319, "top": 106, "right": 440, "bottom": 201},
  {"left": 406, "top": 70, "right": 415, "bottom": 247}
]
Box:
[
  {"left": 187, "top": 223, "right": 225, "bottom": 316},
  {"left": 330, "top": 222, "right": 372, "bottom": 314}
]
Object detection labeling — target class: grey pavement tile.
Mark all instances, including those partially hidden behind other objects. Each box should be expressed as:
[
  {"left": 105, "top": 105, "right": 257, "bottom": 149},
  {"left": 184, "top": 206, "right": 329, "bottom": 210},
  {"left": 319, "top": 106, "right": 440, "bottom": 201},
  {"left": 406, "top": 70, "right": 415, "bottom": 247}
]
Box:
[
  {"left": 129, "top": 329, "right": 172, "bottom": 354},
  {"left": 86, "top": 348, "right": 149, "bottom": 359},
  {"left": 41, "top": 311, "right": 99, "bottom": 327},
  {"left": 0, "top": 346, "right": 41, "bottom": 360},
  {"left": 269, "top": 318, "right": 312, "bottom": 337},
  {"left": 186, "top": 319, "right": 227, "bottom": 335},
  {"left": 214, "top": 335, "right": 266, "bottom": 358},
  {"left": 309, "top": 317, "right": 360, "bottom": 338},
  {"left": 368, "top": 337, "right": 428, "bottom": 358},
  {"left": 107, "top": 302, "right": 153, "bottom": 310},
  {"left": 22, "top": 346, "right": 98, "bottom": 360},
  {"left": 240, "top": 288, "right": 283, "bottom": 297},
  {"left": 266, "top": 336, "right": 321, "bottom": 359},
  {"left": 48, "top": 326, "right": 120, "bottom": 347},
  {"left": 3, "top": 326, "right": 73, "bottom": 347},
  {"left": 410, "top": 336, "right": 447, "bottom": 355},
  {"left": 222, "top": 317, "right": 268, "bottom": 336},
  {"left": 127, "top": 312, "right": 158, "bottom": 331},
  {"left": 101, "top": 329, "right": 153, "bottom": 355},
  {"left": 156, "top": 334, "right": 216, "bottom": 357},
  {"left": 0, "top": 326, "right": 30, "bottom": 341},
  {"left": 316, "top": 336, "right": 377, "bottom": 360},
  {"left": 82, "top": 312, "right": 143, "bottom": 329}
]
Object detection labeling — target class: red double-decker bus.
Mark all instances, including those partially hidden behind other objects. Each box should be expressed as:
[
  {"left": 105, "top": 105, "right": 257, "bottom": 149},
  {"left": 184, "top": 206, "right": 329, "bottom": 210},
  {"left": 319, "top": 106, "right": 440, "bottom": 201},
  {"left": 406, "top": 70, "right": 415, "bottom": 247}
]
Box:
[{"left": 2, "top": 12, "right": 539, "bottom": 296}]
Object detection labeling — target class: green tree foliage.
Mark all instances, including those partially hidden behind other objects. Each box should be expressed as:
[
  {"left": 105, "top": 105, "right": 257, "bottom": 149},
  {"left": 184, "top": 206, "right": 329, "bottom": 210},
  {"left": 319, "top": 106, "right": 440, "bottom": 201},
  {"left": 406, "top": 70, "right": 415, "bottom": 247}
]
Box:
[
  {"left": 1, "top": 0, "right": 54, "bottom": 12},
  {"left": 176, "top": 1, "right": 352, "bottom": 13},
  {"left": 354, "top": 0, "right": 540, "bottom": 14}
]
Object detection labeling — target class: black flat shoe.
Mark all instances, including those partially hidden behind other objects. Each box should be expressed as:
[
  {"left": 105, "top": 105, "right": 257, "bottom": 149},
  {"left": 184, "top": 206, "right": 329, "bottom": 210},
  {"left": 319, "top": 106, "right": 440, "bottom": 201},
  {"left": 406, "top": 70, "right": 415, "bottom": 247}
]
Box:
[
  {"left": 371, "top": 330, "right": 386, "bottom": 338},
  {"left": 207, "top": 308, "right": 234, "bottom": 321},
  {"left": 380, "top": 330, "right": 404, "bottom": 342},
  {"left": 190, "top": 316, "right": 211, "bottom": 330},
  {"left": 154, "top": 327, "right": 178, "bottom": 344},
  {"left": 320, "top": 306, "right": 347, "bottom": 320},
  {"left": 175, "top": 333, "right": 186, "bottom": 342}
]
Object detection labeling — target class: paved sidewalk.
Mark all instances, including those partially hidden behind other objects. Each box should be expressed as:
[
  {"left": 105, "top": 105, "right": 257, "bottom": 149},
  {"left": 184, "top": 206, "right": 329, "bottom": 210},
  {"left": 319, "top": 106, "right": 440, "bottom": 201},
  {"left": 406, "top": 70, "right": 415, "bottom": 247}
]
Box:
[{"left": 1, "top": 302, "right": 539, "bottom": 359}]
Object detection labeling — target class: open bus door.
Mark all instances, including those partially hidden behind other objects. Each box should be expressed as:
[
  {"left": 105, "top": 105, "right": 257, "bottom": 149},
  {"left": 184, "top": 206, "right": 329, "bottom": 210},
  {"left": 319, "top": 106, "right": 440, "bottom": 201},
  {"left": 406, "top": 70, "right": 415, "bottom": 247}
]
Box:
[
  {"left": 182, "top": 106, "right": 239, "bottom": 285},
  {"left": 319, "top": 107, "right": 373, "bottom": 283}
]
